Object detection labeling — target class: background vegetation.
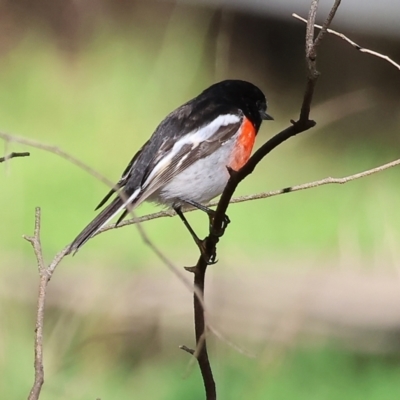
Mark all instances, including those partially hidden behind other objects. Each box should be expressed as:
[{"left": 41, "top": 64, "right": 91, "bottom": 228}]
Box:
[{"left": 1, "top": 1, "right": 400, "bottom": 399}]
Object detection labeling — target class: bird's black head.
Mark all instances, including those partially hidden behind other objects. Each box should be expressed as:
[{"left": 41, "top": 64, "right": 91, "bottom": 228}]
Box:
[{"left": 202, "top": 80, "right": 273, "bottom": 130}]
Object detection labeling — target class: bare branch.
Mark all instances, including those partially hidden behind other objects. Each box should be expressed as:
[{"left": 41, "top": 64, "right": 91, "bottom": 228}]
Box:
[
  {"left": 301, "top": 0, "right": 341, "bottom": 121},
  {"left": 0, "top": 151, "right": 30, "bottom": 163},
  {"left": 313, "top": 0, "right": 341, "bottom": 50},
  {"left": 305, "top": 0, "right": 319, "bottom": 59},
  {"left": 23, "top": 208, "right": 48, "bottom": 400},
  {"left": 179, "top": 345, "right": 195, "bottom": 355},
  {"left": 293, "top": 13, "right": 400, "bottom": 71}
]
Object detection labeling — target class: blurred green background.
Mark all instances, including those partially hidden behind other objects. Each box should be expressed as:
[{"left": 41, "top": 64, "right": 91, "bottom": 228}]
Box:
[{"left": 1, "top": 1, "right": 400, "bottom": 399}]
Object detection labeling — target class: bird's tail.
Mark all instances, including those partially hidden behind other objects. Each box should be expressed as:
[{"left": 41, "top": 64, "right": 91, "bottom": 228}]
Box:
[{"left": 67, "top": 196, "right": 125, "bottom": 255}]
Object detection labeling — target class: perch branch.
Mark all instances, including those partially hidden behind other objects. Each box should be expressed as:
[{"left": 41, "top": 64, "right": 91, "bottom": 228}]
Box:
[{"left": 183, "top": 1, "right": 342, "bottom": 399}]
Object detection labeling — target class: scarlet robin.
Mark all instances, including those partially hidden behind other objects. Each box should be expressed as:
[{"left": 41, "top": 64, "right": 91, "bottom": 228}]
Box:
[{"left": 67, "top": 80, "right": 273, "bottom": 261}]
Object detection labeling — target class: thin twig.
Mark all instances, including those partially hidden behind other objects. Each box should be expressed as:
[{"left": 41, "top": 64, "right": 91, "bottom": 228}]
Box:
[
  {"left": 300, "top": 0, "right": 319, "bottom": 122},
  {"left": 293, "top": 13, "right": 400, "bottom": 71},
  {"left": 300, "top": 1, "right": 341, "bottom": 122},
  {"left": 23, "top": 208, "right": 48, "bottom": 400},
  {"left": 0, "top": 151, "right": 30, "bottom": 163},
  {"left": 179, "top": 345, "right": 195, "bottom": 355},
  {"left": 305, "top": 0, "right": 318, "bottom": 59},
  {"left": 313, "top": 0, "right": 341, "bottom": 50}
]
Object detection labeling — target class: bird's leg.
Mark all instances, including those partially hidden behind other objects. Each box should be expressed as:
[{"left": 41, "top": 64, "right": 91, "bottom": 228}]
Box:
[
  {"left": 173, "top": 205, "right": 217, "bottom": 265},
  {"left": 183, "top": 199, "right": 230, "bottom": 237}
]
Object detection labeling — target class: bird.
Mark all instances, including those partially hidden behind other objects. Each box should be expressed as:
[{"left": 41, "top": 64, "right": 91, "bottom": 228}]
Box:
[{"left": 66, "top": 80, "right": 273, "bottom": 260}]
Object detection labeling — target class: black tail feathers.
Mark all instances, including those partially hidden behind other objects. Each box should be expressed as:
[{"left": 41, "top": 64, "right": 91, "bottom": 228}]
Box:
[{"left": 66, "top": 197, "right": 123, "bottom": 255}]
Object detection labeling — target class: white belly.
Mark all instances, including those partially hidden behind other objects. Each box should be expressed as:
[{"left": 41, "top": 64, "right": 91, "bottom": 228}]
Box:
[{"left": 151, "top": 139, "right": 236, "bottom": 207}]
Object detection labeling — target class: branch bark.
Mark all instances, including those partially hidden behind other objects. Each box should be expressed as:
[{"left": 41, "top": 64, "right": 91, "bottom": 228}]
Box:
[
  {"left": 23, "top": 209, "right": 71, "bottom": 400},
  {"left": 23, "top": 208, "right": 47, "bottom": 400}
]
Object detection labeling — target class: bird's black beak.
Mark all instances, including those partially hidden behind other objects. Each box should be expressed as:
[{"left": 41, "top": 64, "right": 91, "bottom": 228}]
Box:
[{"left": 260, "top": 110, "right": 274, "bottom": 121}]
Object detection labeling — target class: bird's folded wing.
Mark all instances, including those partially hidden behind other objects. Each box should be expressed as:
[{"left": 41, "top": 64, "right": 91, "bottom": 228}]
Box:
[{"left": 137, "top": 115, "right": 243, "bottom": 202}]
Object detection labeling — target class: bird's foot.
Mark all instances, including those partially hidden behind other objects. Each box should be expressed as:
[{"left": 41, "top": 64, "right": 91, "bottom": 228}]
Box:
[{"left": 209, "top": 213, "right": 230, "bottom": 238}]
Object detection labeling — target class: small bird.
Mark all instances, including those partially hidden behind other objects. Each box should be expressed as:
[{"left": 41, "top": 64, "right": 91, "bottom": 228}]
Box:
[{"left": 67, "top": 80, "right": 273, "bottom": 259}]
